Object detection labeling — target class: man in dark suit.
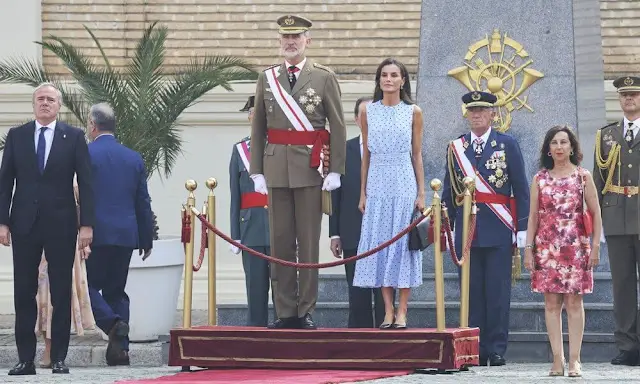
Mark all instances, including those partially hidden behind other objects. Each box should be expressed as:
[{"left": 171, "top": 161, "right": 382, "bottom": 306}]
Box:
[
  {"left": 0, "top": 83, "right": 94, "bottom": 375},
  {"left": 329, "top": 96, "right": 385, "bottom": 328},
  {"left": 229, "top": 96, "right": 273, "bottom": 327},
  {"left": 85, "top": 102, "right": 154, "bottom": 366}
]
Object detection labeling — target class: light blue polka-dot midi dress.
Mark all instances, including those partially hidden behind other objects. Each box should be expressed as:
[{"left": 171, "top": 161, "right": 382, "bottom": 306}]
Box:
[{"left": 353, "top": 100, "right": 423, "bottom": 289}]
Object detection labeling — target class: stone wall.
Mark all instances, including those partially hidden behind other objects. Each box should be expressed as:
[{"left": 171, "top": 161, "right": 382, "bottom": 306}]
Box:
[{"left": 42, "top": 0, "right": 638, "bottom": 80}]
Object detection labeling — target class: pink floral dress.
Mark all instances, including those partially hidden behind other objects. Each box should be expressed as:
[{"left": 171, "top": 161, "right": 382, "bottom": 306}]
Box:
[{"left": 531, "top": 167, "right": 593, "bottom": 294}]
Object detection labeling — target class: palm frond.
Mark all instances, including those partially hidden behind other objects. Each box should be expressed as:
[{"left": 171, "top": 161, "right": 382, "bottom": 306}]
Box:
[{"left": 0, "top": 21, "right": 259, "bottom": 181}]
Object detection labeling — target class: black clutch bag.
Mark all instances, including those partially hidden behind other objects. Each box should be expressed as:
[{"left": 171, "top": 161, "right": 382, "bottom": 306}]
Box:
[{"left": 408, "top": 210, "right": 433, "bottom": 251}]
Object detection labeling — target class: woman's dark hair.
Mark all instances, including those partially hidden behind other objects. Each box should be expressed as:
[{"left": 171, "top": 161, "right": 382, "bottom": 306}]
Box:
[
  {"left": 373, "top": 58, "right": 414, "bottom": 105},
  {"left": 539, "top": 124, "right": 583, "bottom": 169}
]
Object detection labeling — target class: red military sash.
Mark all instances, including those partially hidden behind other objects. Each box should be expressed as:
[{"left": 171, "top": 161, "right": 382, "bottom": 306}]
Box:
[
  {"left": 450, "top": 137, "right": 515, "bottom": 240},
  {"left": 264, "top": 65, "right": 327, "bottom": 176}
]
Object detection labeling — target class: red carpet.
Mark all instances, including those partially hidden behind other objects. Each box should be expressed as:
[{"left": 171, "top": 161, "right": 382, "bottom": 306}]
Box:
[{"left": 116, "top": 369, "right": 412, "bottom": 384}]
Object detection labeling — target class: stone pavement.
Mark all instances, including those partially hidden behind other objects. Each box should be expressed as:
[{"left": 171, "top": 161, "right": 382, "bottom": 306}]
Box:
[{"left": 0, "top": 364, "right": 639, "bottom": 383}]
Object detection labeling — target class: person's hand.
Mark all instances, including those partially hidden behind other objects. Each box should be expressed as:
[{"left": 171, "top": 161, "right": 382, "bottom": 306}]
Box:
[
  {"left": 330, "top": 238, "right": 342, "bottom": 259},
  {"left": 358, "top": 194, "right": 366, "bottom": 213},
  {"left": 524, "top": 247, "right": 534, "bottom": 272},
  {"left": 415, "top": 193, "right": 426, "bottom": 212},
  {"left": 78, "top": 226, "right": 93, "bottom": 249},
  {"left": 0, "top": 225, "right": 10, "bottom": 246},
  {"left": 587, "top": 245, "right": 600, "bottom": 269},
  {"left": 250, "top": 174, "right": 268, "bottom": 195},
  {"left": 229, "top": 240, "right": 241, "bottom": 255},
  {"left": 322, "top": 173, "right": 341, "bottom": 191},
  {"left": 80, "top": 246, "right": 91, "bottom": 260},
  {"left": 138, "top": 248, "right": 152, "bottom": 260}
]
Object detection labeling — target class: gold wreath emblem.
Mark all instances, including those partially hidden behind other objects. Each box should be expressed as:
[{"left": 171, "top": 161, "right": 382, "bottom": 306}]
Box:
[
  {"left": 624, "top": 77, "right": 634, "bottom": 86},
  {"left": 471, "top": 92, "right": 481, "bottom": 101},
  {"left": 284, "top": 17, "right": 294, "bottom": 26}
]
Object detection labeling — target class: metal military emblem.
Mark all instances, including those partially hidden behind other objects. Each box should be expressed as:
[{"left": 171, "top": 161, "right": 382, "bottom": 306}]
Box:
[
  {"left": 448, "top": 28, "right": 544, "bottom": 132},
  {"left": 471, "top": 92, "right": 481, "bottom": 101},
  {"left": 299, "top": 87, "right": 322, "bottom": 114},
  {"left": 486, "top": 150, "right": 508, "bottom": 188},
  {"left": 284, "top": 17, "right": 295, "bottom": 25},
  {"left": 624, "top": 77, "right": 634, "bottom": 86}
]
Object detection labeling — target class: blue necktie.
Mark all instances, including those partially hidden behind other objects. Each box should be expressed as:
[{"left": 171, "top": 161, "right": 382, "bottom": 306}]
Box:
[{"left": 37, "top": 127, "right": 47, "bottom": 173}]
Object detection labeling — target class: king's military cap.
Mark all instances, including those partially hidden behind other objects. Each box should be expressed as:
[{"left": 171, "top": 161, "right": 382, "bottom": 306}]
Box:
[
  {"left": 276, "top": 15, "right": 312, "bottom": 35},
  {"left": 613, "top": 76, "right": 640, "bottom": 93},
  {"left": 461, "top": 91, "right": 497, "bottom": 108},
  {"left": 240, "top": 95, "right": 255, "bottom": 112}
]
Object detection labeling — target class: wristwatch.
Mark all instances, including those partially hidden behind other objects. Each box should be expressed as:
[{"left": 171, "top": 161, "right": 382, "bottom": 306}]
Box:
[{"left": 524, "top": 244, "right": 534, "bottom": 249}]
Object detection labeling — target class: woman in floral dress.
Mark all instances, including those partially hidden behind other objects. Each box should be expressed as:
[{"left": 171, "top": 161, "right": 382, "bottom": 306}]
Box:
[
  {"left": 35, "top": 182, "right": 95, "bottom": 367},
  {"left": 523, "top": 125, "right": 602, "bottom": 377}
]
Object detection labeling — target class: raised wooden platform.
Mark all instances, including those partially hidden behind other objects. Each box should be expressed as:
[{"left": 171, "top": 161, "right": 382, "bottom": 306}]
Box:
[{"left": 168, "top": 326, "right": 479, "bottom": 371}]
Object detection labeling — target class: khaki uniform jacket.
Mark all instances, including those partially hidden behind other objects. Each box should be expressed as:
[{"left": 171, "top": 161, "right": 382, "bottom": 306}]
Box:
[
  {"left": 249, "top": 59, "right": 346, "bottom": 188},
  {"left": 593, "top": 120, "right": 640, "bottom": 236}
]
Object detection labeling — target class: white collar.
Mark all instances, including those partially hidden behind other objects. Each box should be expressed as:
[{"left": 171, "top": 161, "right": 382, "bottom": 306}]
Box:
[
  {"left": 95, "top": 133, "right": 114, "bottom": 140},
  {"left": 624, "top": 117, "right": 640, "bottom": 130},
  {"left": 285, "top": 58, "right": 306, "bottom": 72},
  {"left": 470, "top": 127, "right": 492, "bottom": 144},
  {"left": 35, "top": 120, "right": 56, "bottom": 131}
]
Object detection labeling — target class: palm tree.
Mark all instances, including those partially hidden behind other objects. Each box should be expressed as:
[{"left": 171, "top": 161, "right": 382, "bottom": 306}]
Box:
[{"left": 0, "top": 21, "right": 258, "bottom": 238}]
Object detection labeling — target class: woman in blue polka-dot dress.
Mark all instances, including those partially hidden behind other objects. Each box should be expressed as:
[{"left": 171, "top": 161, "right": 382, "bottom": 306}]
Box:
[{"left": 354, "top": 58, "right": 426, "bottom": 329}]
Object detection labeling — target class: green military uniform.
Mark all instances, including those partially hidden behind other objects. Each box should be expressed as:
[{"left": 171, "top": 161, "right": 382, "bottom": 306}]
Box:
[
  {"left": 593, "top": 75, "right": 640, "bottom": 364},
  {"left": 249, "top": 15, "right": 347, "bottom": 328}
]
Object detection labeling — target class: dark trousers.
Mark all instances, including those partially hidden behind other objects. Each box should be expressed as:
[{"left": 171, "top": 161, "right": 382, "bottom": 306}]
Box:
[
  {"left": 241, "top": 246, "right": 272, "bottom": 327},
  {"left": 460, "top": 245, "right": 512, "bottom": 358},
  {"left": 344, "top": 248, "right": 385, "bottom": 328},
  {"left": 85, "top": 245, "right": 133, "bottom": 350},
  {"left": 12, "top": 217, "right": 76, "bottom": 363},
  {"left": 606, "top": 235, "right": 640, "bottom": 352}
]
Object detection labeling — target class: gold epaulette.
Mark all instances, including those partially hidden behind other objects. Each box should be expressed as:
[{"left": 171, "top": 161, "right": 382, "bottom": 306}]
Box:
[{"left": 313, "top": 62, "right": 335, "bottom": 74}]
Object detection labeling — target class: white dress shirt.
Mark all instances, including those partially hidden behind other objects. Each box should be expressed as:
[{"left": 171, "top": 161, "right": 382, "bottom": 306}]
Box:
[
  {"left": 624, "top": 116, "right": 640, "bottom": 138},
  {"left": 470, "top": 127, "right": 492, "bottom": 151},
  {"left": 34, "top": 120, "right": 56, "bottom": 168},
  {"left": 284, "top": 57, "right": 306, "bottom": 79}
]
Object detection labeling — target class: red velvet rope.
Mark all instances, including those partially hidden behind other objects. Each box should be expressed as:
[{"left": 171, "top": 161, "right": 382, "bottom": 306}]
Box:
[
  {"left": 191, "top": 211, "right": 429, "bottom": 269},
  {"left": 443, "top": 214, "right": 476, "bottom": 267},
  {"left": 192, "top": 220, "right": 208, "bottom": 272}
]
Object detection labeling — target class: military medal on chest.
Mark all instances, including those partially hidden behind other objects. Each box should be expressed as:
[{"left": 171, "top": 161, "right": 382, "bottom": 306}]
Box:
[
  {"left": 299, "top": 88, "right": 322, "bottom": 114},
  {"left": 485, "top": 150, "right": 508, "bottom": 188}
]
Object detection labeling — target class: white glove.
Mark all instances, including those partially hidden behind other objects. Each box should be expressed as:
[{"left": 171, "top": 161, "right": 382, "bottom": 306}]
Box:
[
  {"left": 600, "top": 224, "right": 606, "bottom": 244},
  {"left": 229, "top": 240, "right": 241, "bottom": 255},
  {"left": 322, "top": 172, "right": 341, "bottom": 191},
  {"left": 250, "top": 174, "right": 268, "bottom": 195},
  {"left": 516, "top": 230, "right": 527, "bottom": 248}
]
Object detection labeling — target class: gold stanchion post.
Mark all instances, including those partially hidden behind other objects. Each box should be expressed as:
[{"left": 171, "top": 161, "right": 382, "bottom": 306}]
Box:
[
  {"left": 206, "top": 177, "right": 218, "bottom": 326},
  {"left": 431, "top": 178, "right": 446, "bottom": 331},
  {"left": 460, "top": 176, "right": 475, "bottom": 328},
  {"left": 182, "top": 180, "right": 197, "bottom": 329}
]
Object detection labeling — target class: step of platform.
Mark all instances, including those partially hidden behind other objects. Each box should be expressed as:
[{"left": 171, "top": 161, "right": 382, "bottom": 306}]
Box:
[
  {"left": 217, "top": 301, "right": 614, "bottom": 333},
  {"left": 318, "top": 272, "right": 614, "bottom": 304}
]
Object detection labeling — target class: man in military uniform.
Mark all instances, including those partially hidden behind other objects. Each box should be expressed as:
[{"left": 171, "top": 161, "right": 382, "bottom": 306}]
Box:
[
  {"left": 229, "top": 95, "right": 272, "bottom": 327},
  {"left": 443, "top": 91, "right": 529, "bottom": 366},
  {"left": 594, "top": 75, "right": 640, "bottom": 366},
  {"left": 249, "top": 15, "right": 347, "bottom": 329}
]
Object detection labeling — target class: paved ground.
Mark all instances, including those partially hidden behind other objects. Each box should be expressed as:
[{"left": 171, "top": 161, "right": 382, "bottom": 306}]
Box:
[
  {"left": 0, "top": 364, "right": 639, "bottom": 383},
  {"left": 1, "top": 312, "right": 639, "bottom": 382}
]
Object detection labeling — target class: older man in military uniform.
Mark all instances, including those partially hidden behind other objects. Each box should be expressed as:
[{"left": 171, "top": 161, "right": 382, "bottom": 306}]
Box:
[
  {"left": 594, "top": 75, "right": 640, "bottom": 366},
  {"left": 443, "top": 91, "right": 529, "bottom": 366},
  {"left": 229, "top": 95, "right": 273, "bottom": 327},
  {"left": 249, "top": 15, "right": 346, "bottom": 329}
]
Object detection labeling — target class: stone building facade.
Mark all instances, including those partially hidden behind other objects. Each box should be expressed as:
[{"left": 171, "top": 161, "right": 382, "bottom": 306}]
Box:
[{"left": 42, "top": 0, "right": 639, "bottom": 79}]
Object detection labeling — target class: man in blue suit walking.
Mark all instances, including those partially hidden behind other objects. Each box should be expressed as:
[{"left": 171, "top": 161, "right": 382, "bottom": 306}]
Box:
[
  {"left": 85, "top": 103, "right": 154, "bottom": 366},
  {"left": 443, "top": 91, "right": 529, "bottom": 366}
]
